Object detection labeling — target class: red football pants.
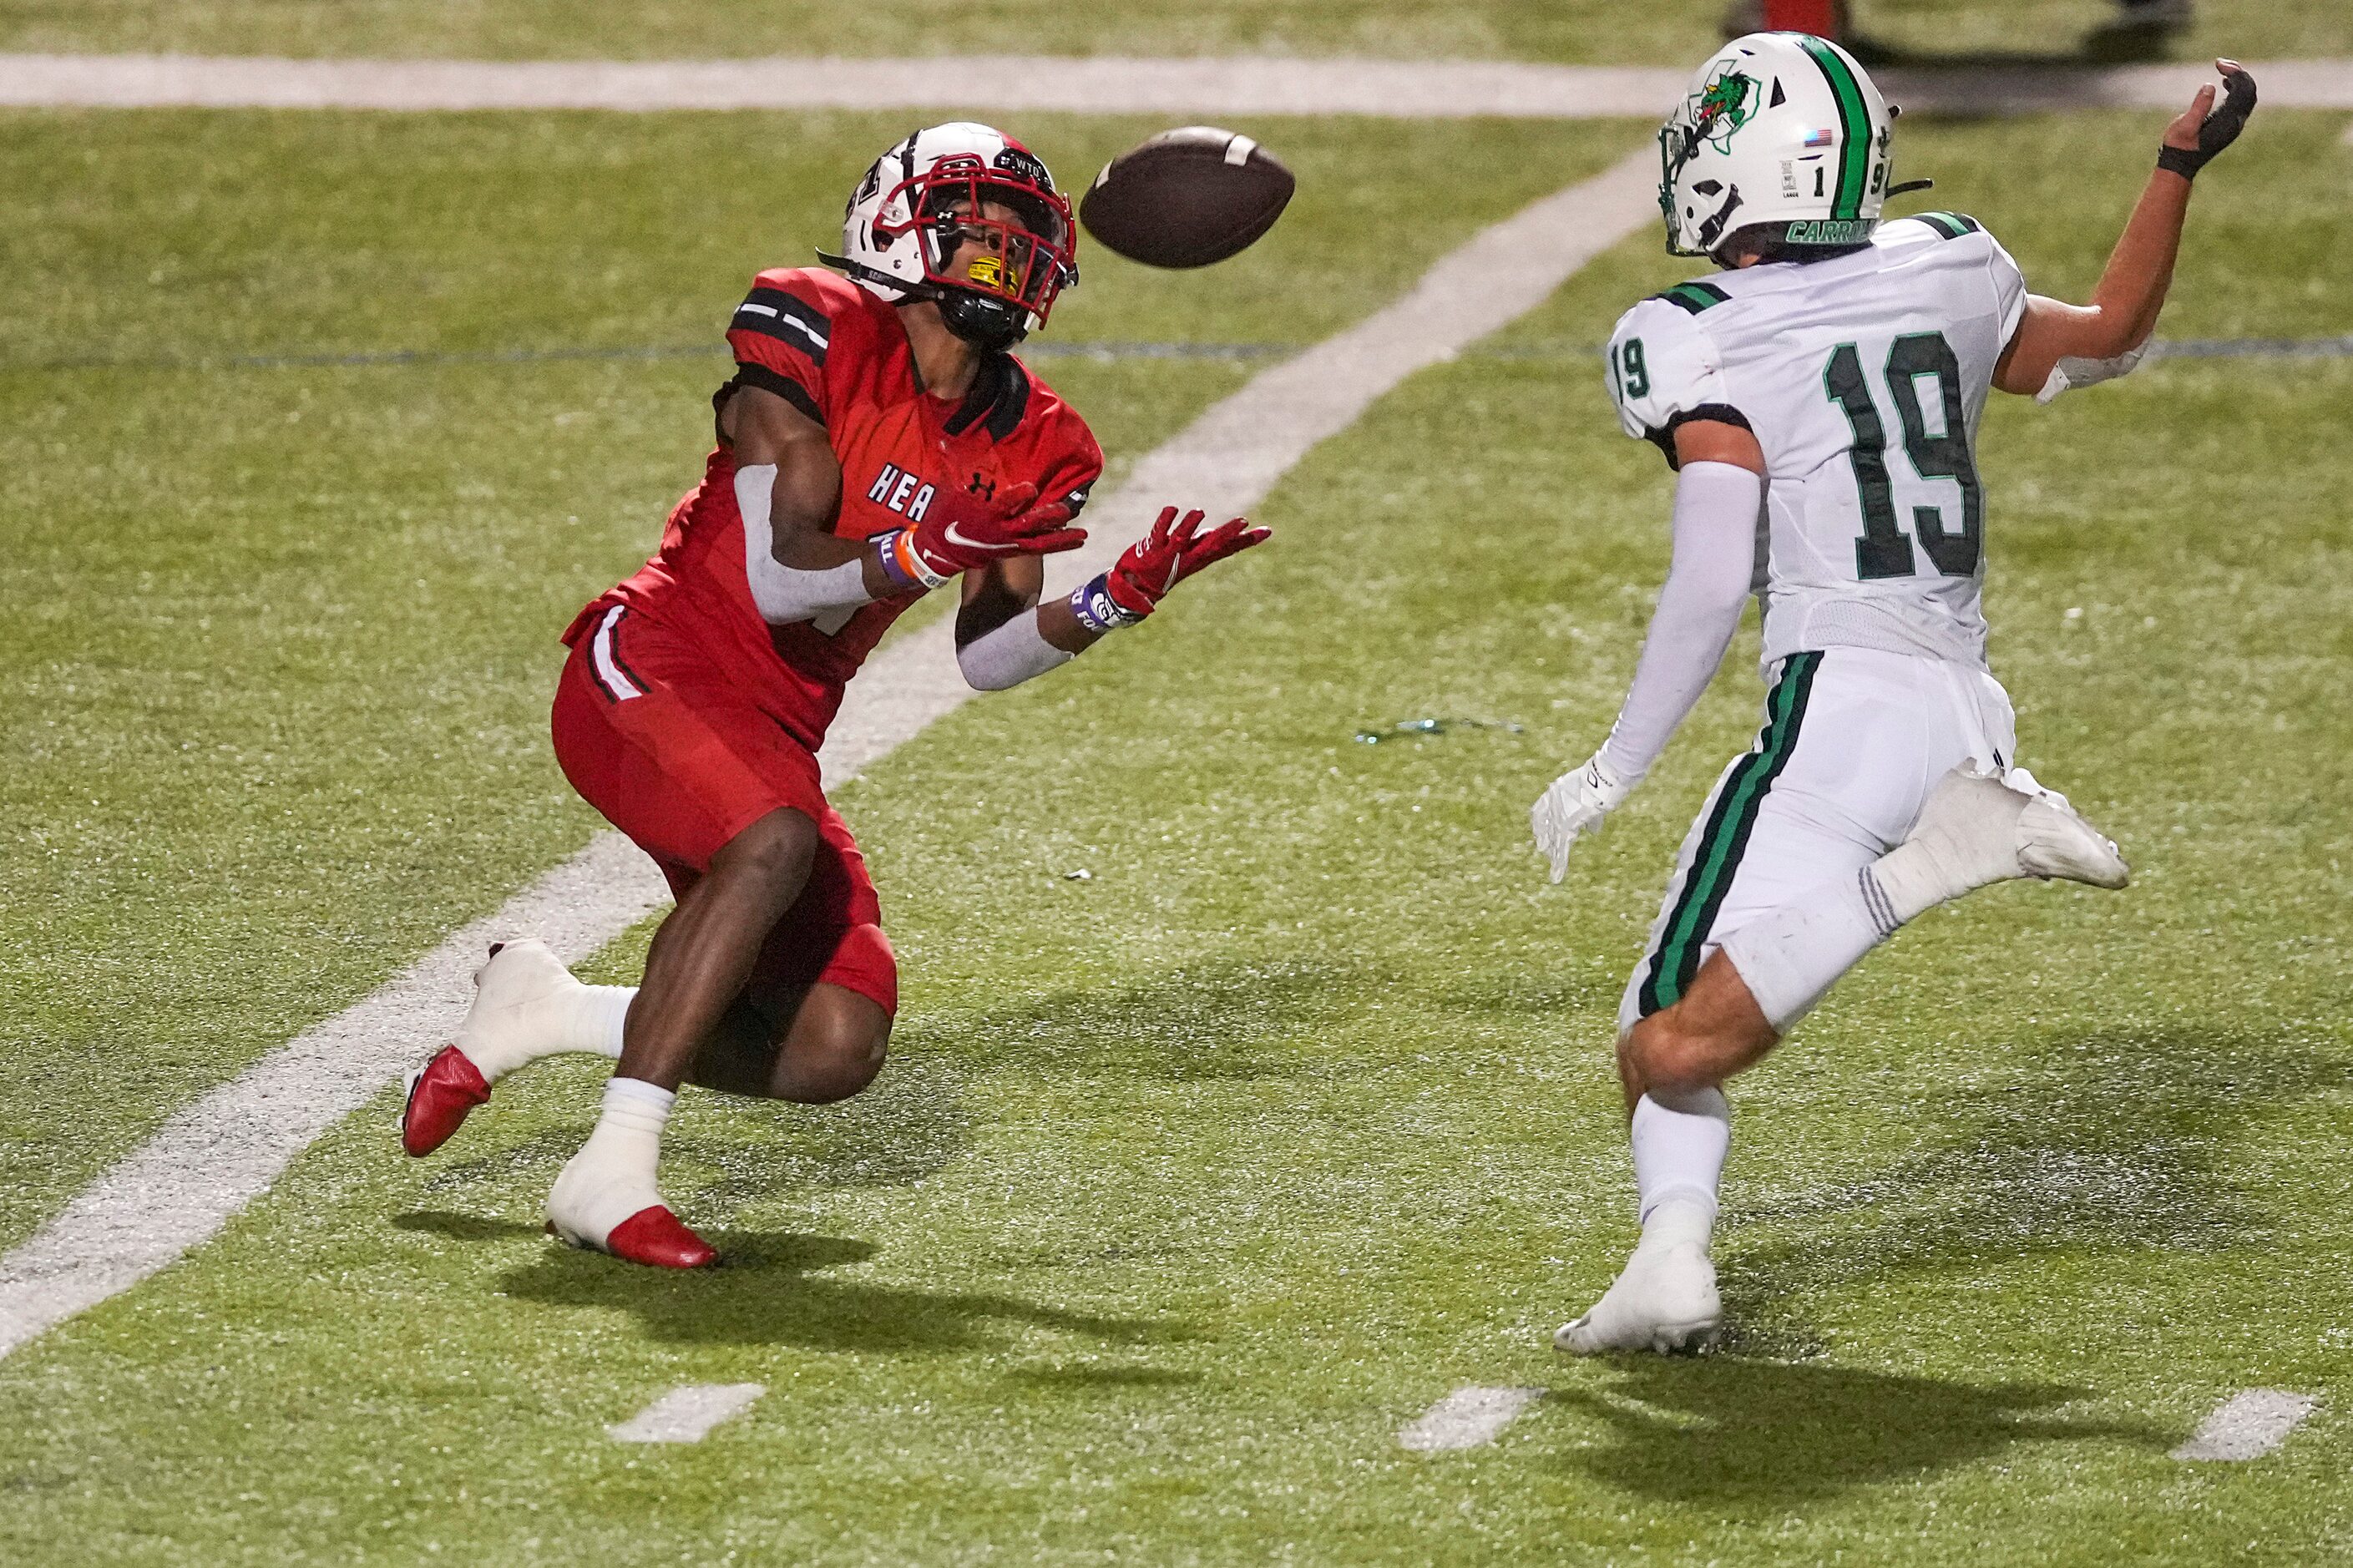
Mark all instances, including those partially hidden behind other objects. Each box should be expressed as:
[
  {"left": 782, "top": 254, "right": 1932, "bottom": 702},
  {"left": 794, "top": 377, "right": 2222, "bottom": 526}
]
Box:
[{"left": 550, "top": 602, "right": 897, "bottom": 1014}]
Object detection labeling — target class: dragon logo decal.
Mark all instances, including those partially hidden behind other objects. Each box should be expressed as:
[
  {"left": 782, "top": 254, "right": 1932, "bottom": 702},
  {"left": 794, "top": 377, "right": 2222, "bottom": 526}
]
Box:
[{"left": 1690, "top": 65, "right": 1762, "bottom": 153}]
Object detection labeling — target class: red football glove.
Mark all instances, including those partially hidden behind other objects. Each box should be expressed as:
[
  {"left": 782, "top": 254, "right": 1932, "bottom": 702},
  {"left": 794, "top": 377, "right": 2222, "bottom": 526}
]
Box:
[
  {"left": 1072, "top": 506, "right": 1271, "bottom": 630},
  {"left": 879, "top": 481, "right": 1087, "bottom": 590}
]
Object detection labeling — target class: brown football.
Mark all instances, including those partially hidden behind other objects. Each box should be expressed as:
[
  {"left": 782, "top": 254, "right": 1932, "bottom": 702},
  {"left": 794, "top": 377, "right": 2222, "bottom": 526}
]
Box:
[{"left": 1078, "top": 127, "right": 1295, "bottom": 269}]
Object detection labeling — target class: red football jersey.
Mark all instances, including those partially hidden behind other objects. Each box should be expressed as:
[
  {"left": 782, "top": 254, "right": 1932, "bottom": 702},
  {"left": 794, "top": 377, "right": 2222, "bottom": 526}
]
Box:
[{"left": 583, "top": 266, "right": 1103, "bottom": 751}]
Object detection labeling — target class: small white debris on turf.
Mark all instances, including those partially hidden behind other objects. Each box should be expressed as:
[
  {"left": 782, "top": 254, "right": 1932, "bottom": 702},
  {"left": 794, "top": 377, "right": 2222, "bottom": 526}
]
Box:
[
  {"left": 607, "top": 1383, "right": 767, "bottom": 1444},
  {"left": 1399, "top": 1387, "right": 1546, "bottom": 1452},
  {"left": 2170, "top": 1388, "right": 2318, "bottom": 1461}
]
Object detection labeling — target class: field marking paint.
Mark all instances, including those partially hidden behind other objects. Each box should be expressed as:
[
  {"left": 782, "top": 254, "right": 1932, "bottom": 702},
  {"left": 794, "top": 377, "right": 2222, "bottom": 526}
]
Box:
[
  {"left": 0, "top": 834, "right": 671, "bottom": 1360},
  {"left": 0, "top": 146, "right": 1662, "bottom": 1360},
  {"left": 607, "top": 1383, "right": 767, "bottom": 1443},
  {"left": 2, "top": 53, "right": 2348, "bottom": 115},
  {"left": 2170, "top": 1388, "right": 2318, "bottom": 1460},
  {"left": 1399, "top": 1386, "right": 1546, "bottom": 1452}
]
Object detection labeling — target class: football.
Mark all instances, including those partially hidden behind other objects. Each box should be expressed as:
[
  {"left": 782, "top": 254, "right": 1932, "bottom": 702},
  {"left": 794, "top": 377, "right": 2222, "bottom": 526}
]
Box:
[{"left": 1078, "top": 126, "right": 1295, "bottom": 269}]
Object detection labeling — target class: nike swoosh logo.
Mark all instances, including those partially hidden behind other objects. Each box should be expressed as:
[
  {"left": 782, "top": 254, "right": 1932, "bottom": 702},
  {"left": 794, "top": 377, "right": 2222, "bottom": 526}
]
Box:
[{"left": 942, "top": 522, "right": 994, "bottom": 550}]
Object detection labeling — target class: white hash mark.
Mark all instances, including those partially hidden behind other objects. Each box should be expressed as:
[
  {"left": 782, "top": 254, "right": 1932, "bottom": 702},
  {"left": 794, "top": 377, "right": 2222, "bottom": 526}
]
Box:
[
  {"left": 608, "top": 1383, "right": 767, "bottom": 1444},
  {"left": 2170, "top": 1388, "right": 2318, "bottom": 1461},
  {"left": 1399, "top": 1386, "right": 1546, "bottom": 1452}
]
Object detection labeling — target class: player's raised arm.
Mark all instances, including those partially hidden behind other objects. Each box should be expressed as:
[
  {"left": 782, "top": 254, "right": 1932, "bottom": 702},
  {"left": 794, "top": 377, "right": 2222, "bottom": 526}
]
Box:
[
  {"left": 1993, "top": 60, "right": 2256, "bottom": 402},
  {"left": 954, "top": 503, "right": 1271, "bottom": 690}
]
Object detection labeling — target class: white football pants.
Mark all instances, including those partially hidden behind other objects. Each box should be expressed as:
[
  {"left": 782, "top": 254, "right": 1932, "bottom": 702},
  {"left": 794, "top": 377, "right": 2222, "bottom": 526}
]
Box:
[{"left": 1618, "top": 646, "right": 2017, "bottom": 1033}]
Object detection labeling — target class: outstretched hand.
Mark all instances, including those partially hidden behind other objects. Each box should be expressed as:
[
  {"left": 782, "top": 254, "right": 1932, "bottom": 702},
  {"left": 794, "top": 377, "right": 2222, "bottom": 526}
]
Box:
[
  {"left": 891, "top": 480, "right": 1088, "bottom": 589},
  {"left": 2159, "top": 59, "right": 2256, "bottom": 177},
  {"left": 1101, "top": 505, "right": 1273, "bottom": 623}
]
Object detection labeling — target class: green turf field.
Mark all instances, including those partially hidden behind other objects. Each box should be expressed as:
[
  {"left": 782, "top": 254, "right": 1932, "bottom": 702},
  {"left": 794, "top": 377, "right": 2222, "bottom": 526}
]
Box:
[
  {"left": 0, "top": 109, "right": 1637, "bottom": 1257},
  {"left": 3, "top": 86, "right": 2350, "bottom": 1568},
  {"left": 2, "top": 0, "right": 2346, "bottom": 63}
]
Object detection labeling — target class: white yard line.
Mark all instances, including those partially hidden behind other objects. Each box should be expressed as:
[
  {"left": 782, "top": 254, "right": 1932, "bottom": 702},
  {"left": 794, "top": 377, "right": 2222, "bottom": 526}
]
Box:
[
  {"left": 2170, "top": 1388, "right": 2319, "bottom": 1460},
  {"left": 1399, "top": 1386, "right": 1546, "bottom": 1452},
  {"left": 2, "top": 53, "right": 2348, "bottom": 115},
  {"left": 0, "top": 144, "right": 1662, "bottom": 1362},
  {"left": 607, "top": 1382, "right": 767, "bottom": 1443},
  {"left": 0, "top": 834, "right": 670, "bottom": 1360}
]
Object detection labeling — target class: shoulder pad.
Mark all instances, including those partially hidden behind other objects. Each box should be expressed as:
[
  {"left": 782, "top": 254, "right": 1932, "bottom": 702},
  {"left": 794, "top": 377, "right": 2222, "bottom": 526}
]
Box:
[
  {"left": 733, "top": 269, "right": 850, "bottom": 365},
  {"left": 1606, "top": 299, "right": 1732, "bottom": 448}
]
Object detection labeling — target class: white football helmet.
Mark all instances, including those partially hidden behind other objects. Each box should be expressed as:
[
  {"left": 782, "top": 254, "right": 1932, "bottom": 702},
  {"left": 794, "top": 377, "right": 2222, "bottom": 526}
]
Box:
[
  {"left": 1658, "top": 32, "right": 1898, "bottom": 259},
  {"left": 824, "top": 121, "right": 1078, "bottom": 352}
]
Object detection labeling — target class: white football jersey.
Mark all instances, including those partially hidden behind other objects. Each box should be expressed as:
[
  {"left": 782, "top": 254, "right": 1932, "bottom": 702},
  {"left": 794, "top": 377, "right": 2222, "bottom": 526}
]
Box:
[{"left": 1607, "top": 214, "right": 2027, "bottom": 670}]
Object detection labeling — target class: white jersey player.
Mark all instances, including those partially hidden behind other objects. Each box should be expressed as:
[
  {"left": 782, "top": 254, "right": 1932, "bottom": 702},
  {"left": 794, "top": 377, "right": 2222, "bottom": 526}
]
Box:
[{"left": 1531, "top": 33, "right": 2258, "bottom": 1354}]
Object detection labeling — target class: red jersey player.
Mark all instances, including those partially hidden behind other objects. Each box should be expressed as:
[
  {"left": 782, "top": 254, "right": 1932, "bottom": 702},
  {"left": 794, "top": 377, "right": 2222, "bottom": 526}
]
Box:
[{"left": 397, "top": 124, "right": 1269, "bottom": 1267}]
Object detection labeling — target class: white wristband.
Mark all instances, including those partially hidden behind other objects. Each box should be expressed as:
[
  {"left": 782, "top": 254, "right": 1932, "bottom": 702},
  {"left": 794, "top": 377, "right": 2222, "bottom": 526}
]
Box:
[{"left": 2035, "top": 341, "right": 2151, "bottom": 403}]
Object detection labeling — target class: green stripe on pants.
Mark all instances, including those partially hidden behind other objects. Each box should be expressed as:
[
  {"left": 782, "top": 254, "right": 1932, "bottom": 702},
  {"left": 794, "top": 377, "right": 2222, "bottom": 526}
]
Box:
[{"left": 1637, "top": 652, "right": 1824, "bottom": 1015}]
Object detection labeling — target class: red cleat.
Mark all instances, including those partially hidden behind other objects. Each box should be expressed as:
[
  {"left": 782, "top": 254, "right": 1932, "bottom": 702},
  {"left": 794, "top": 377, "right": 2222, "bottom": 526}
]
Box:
[
  {"left": 548, "top": 1205, "right": 719, "bottom": 1269},
  {"left": 400, "top": 1044, "right": 491, "bottom": 1156}
]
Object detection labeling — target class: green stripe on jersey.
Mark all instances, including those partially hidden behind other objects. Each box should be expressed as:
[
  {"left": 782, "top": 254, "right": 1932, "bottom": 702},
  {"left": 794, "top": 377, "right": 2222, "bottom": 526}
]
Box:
[
  {"left": 1653, "top": 280, "right": 1731, "bottom": 315},
  {"left": 1796, "top": 36, "right": 1871, "bottom": 221},
  {"left": 1914, "top": 210, "right": 1982, "bottom": 240}
]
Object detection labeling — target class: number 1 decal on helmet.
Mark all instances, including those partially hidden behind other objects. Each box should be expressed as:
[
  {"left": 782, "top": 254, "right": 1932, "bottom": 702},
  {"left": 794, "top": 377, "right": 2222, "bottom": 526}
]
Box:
[{"left": 1657, "top": 32, "right": 1900, "bottom": 260}]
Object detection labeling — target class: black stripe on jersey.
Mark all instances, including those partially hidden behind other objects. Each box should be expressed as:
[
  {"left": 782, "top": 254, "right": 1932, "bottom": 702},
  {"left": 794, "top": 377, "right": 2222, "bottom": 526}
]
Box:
[
  {"left": 1652, "top": 280, "right": 1732, "bottom": 315},
  {"left": 1913, "top": 210, "right": 1983, "bottom": 240},
  {"left": 731, "top": 287, "right": 832, "bottom": 366},
  {"left": 723, "top": 361, "right": 826, "bottom": 427},
  {"left": 1643, "top": 403, "right": 1753, "bottom": 472}
]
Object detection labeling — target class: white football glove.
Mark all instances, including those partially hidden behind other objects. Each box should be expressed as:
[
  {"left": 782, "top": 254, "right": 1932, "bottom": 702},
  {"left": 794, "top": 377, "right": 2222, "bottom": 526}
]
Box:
[{"left": 1531, "top": 754, "right": 1637, "bottom": 884}]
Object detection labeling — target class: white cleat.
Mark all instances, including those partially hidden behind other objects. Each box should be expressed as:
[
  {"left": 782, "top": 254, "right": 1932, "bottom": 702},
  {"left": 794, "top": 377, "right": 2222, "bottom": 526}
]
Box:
[
  {"left": 1555, "top": 1207, "right": 1723, "bottom": 1357},
  {"left": 2004, "top": 767, "right": 2131, "bottom": 889},
  {"left": 1910, "top": 763, "right": 2130, "bottom": 894},
  {"left": 1555, "top": 1243, "right": 1721, "bottom": 1356}
]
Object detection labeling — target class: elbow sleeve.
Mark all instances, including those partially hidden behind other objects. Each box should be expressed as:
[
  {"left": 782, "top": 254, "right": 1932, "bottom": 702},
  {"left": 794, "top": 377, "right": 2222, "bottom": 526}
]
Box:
[
  {"left": 1595, "top": 461, "right": 1763, "bottom": 782},
  {"left": 735, "top": 463, "right": 872, "bottom": 624},
  {"left": 956, "top": 611, "right": 1075, "bottom": 691}
]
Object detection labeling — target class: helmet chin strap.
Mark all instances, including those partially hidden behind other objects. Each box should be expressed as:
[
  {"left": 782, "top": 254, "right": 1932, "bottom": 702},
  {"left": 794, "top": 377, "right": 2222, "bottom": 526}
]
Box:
[
  {"left": 815, "top": 249, "right": 1033, "bottom": 352},
  {"left": 938, "top": 290, "right": 1027, "bottom": 353},
  {"left": 814, "top": 248, "right": 913, "bottom": 298}
]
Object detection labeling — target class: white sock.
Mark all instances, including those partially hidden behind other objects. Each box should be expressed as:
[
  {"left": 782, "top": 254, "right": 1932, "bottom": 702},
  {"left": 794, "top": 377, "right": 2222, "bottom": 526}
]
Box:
[
  {"left": 1630, "top": 1087, "right": 1730, "bottom": 1243},
  {"left": 462, "top": 980, "right": 632, "bottom": 1081},
  {"left": 1870, "top": 801, "right": 2025, "bottom": 923},
  {"left": 564, "top": 985, "right": 634, "bottom": 1059},
  {"left": 1721, "top": 770, "right": 2044, "bottom": 1032},
  {"left": 548, "top": 1077, "right": 675, "bottom": 1237}
]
